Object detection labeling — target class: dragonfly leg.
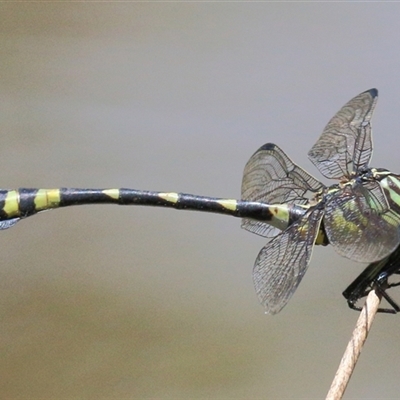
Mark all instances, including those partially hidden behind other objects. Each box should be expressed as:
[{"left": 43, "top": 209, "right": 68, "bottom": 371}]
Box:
[{"left": 346, "top": 281, "right": 400, "bottom": 314}]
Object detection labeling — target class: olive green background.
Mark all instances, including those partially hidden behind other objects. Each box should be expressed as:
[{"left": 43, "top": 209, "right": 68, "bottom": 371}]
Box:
[{"left": 2, "top": 4, "right": 400, "bottom": 399}]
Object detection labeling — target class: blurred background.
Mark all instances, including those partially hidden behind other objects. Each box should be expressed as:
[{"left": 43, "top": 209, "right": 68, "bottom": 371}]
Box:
[{"left": 2, "top": 3, "right": 400, "bottom": 398}]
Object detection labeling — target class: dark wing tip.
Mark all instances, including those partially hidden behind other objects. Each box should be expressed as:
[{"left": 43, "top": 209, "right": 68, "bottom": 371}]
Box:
[
  {"left": 365, "top": 88, "right": 378, "bottom": 98},
  {"left": 248, "top": 143, "right": 278, "bottom": 158},
  {"left": 258, "top": 143, "right": 276, "bottom": 151}
]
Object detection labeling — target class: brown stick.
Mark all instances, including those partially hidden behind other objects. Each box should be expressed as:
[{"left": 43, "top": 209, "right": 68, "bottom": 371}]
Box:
[{"left": 325, "top": 288, "right": 382, "bottom": 400}]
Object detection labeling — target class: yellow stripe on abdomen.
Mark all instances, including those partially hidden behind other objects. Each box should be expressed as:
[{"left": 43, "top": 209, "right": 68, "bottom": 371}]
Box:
[
  {"left": 102, "top": 189, "right": 120, "bottom": 200},
  {"left": 270, "top": 204, "right": 291, "bottom": 231},
  {"left": 34, "top": 189, "right": 61, "bottom": 211},
  {"left": 216, "top": 199, "right": 237, "bottom": 211},
  {"left": 3, "top": 190, "right": 20, "bottom": 217},
  {"left": 159, "top": 192, "right": 179, "bottom": 203}
]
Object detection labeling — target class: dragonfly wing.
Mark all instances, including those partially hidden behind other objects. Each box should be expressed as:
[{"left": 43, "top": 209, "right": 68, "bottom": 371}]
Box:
[
  {"left": 324, "top": 182, "right": 400, "bottom": 263},
  {"left": 242, "top": 143, "right": 323, "bottom": 237},
  {"left": 0, "top": 218, "right": 19, "bottom": 230},
  {"left": 253, "top": 207, "right": 324, "bottom": 314},
  {"left": 352, "top": 115, "right": 373, "bottom": 174},
  {"left": 308, "top": 89, "right": 378, "bottom": 179}
]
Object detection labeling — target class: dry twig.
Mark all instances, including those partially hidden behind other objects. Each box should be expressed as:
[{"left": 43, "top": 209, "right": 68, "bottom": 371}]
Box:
[{"left": 325, "top": 288, "right": 382, "bottom": 400}]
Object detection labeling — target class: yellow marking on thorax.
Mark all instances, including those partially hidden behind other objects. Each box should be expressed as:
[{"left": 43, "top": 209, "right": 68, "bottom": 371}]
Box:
[
  {"left": 380, "top": 177, "right": 400, "bottom": 208},
  {"left": 216, "top": 199, "right": 237, "bottom": 211},
  {"left": 159, "top": 192, "right": 179, "bottom": 203},
  {"left": 103, "top": 189, "right": 120, "bottom": 200},
  {"left": 3, "top": 191, "right": 20, "bottom": 217},
  {"left": 372, "top": 169, "right": 391, "bottom": 178},
  {"left": 34, "top": 189, "right": 61, "bottom": 211}
]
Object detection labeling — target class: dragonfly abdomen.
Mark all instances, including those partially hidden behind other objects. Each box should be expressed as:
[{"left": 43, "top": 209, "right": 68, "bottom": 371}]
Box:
[{"left": 0, "top": 188, "right": 297, "bottom": 232}]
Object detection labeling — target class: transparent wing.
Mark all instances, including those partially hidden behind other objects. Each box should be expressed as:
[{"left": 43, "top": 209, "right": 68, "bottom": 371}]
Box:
[
  {"left": 352, "top": 115, "right": 373, "bottom": 174},
  {"left": 0, "top": 218, "right": 19, "bottom": 230},
  {"left": 324, "top": 182, "right": 400, "bottom": 263},
  {"left": 241, "top": 143, "right": 323, "bottom": 237},
  {"left": 253, "top": 207, "right": 324, "bottom": 314},
  {"left": 308, "top": 89, "right": 377, "bottom": 179}
]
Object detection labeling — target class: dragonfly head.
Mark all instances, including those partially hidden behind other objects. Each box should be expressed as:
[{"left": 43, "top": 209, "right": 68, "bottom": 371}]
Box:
[{"left": 349, "top": 167, "right": 384, "bottom": 184}]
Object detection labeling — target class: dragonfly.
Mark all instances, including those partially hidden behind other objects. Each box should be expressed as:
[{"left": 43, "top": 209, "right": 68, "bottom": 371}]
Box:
[
  {"left": 0, "top": 89, "right": 399, "bottom": 314},
  {"left": 244, "top": 88, "right": 400, "bottom": 314},
  {"left": 343, "top": 245, "right": 400, "bottom": 314}
]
